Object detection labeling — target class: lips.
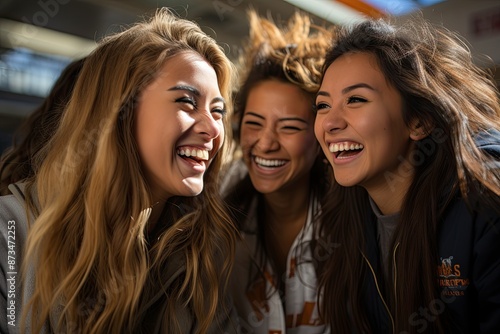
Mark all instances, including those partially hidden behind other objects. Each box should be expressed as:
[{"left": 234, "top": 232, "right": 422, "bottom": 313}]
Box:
[{"left": 328, "top": 141, "right": 364, "bottom": 158}]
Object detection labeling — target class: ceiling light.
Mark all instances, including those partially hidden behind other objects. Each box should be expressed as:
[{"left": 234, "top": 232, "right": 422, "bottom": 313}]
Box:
[
  {"left": 0, "top": 18, "right": 96, "bottom": 59},
  {"left": 283, "top": 0, "right": 366, "bottom": 25}
]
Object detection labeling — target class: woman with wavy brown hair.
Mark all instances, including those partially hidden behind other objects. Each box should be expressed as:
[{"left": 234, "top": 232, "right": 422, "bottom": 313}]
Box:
[
  {"left": 0, "top": 8, "right": 239, "bottom": 333},
  {"left": 314, "top": 17, "right": 500, "bottom": 333},
  {"left": 221, "top": 10, "right": 335, "bottom": 333}
]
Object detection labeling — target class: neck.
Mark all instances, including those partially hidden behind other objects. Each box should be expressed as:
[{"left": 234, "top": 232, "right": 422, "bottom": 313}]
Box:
[
  {"left": 263, "top": 180, "right": 311, "bottom": 225},
  {"left": 262, "top": 178, "right": 311, "bottom": 281},
  {"left": 365, "top": 175, "right": 413, "bottom": 215},
  {"left": 147, "top": 201, "right": 166, "bottom": 232}
]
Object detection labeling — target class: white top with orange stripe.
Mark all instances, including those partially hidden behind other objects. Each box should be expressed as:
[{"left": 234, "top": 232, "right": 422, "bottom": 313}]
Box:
[{"left": 229, "top": 195, "right": 329, "bottom": 334}]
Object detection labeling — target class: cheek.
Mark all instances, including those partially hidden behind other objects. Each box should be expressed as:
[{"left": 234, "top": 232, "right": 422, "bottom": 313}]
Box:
[
  {"left": 297, "top": 133, "right": 318, "bottom": 154},
  {"left": 354, "top": 116, "right": 387, "bottom": 144},
  {"left": 135, "top": 119, "right": 155, "bottom": 157}
]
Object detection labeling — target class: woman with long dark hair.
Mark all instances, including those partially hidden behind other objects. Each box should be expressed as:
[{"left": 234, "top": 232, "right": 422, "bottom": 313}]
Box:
[{"left": 314, "top": 18, "right": 500, "bottom": 333}]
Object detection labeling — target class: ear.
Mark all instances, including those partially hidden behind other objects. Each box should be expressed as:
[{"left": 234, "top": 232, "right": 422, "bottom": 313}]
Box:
[{"left": 409, "top": 119, "right": 432, "bottom": 141}]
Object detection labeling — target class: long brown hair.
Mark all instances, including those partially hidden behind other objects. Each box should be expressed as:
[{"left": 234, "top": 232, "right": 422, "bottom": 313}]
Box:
[
  {"left": 22, "top": 8, "right": 237, "bottom": 333},
  {"left": 317, "top": 18, "right": 500, "bottom": 333}
]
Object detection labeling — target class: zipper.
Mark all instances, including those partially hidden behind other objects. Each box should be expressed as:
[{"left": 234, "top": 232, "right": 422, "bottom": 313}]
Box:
[
  {"left": 361, "top": 251, "right": 395, "bottom": 334},
  {"left": 393, "top": 243, "right": 400, "bottom": 315}
]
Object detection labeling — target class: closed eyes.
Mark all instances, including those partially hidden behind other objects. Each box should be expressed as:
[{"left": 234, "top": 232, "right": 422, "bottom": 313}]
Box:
[
  {"left": 347, "top": 96, "right": 367, "bottom": 104},
  {"left": 281, "top": 125, "right": 303, "bottom": 131},
  {"left": 211, "top": 107, "right": 227, "bottom": 119},
  {"left": 176, "top": 96, "right": 225, "bottom": 116},
  {"left": 176, "top": 96, "right": 196, "bottom": 107},
  {"left": 243, "top": 120, "right": 262, "bottom": 127}
]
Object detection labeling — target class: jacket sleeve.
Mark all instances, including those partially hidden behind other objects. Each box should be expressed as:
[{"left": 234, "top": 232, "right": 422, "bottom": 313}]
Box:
[
  {"left": 208, "top": 294, "right": 241, "bottom": 334},
  {"left": 1, "top": 214, "right": 10, "bottom": 334},
  {"left": 0, "top": 194, "right": 28, "bottom": 334},
  {"left": 473, "top": 205, "right": 500, "bottom": 334}
]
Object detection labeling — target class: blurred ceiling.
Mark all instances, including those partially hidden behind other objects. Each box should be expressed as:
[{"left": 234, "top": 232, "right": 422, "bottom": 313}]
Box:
[
  {"left": 0, "top": 0, "right": 323, "bottom": 60},
  {"left": 0, "top": 0, "right": 446, "bottom": 60}
]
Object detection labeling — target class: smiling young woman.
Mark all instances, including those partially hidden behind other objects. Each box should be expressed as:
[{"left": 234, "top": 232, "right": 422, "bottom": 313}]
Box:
[
  {"left": 314, "top": 17, "right": 500, "bottom": 334},
  {"left": 0, "top": 8, "right": 239, "bottom": 334},
  {"left": 221, "top": 9, "right": 336, "bottom": 334}
]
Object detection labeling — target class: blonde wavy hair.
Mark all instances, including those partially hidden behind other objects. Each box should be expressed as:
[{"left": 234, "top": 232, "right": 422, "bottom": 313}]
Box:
[
  {"left": 232, "top": 9, "right": 335, "bottom": 142},
  {"left": 22, "top": 8, "right": 237, "bottom": 333}
]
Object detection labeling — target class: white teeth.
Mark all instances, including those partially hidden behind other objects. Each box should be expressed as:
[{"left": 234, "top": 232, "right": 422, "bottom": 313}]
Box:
[
  {"left": 177, "top": 148, "right": 209, "bottom": 161},
  {"left": 329, "top": 142, "right": 364, "bottom": 153},
  {"left": 254, "top": 156, "right": 286, "bottom": 167}
]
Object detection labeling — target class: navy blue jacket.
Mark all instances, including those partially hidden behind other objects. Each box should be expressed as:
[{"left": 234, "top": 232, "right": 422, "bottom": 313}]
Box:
[{"left": 361, "top": 129, "right": 500, "bottom": 333}]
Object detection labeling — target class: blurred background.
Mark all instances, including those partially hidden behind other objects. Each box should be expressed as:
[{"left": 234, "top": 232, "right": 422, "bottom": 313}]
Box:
[{"left": 0, "top": 0, "right": 499, "bottom": 152}]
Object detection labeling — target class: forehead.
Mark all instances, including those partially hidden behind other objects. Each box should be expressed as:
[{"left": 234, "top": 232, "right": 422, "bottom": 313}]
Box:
[
  {"left": 151, "top": 51, "right": 221, "bottom": 96},
  {"left": 322, "top": 52, "right": 386, "bottom": 89},
  {"left": 246, "top": 80, "right": 314, "bottom": 119}
]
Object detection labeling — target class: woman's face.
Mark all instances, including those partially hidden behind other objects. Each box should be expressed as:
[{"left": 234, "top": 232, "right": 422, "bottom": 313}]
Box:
[
  {"left": 135, "top": 51, "right": 225, "bottom": 202},
  {"left": 314, "top": 52, "right": 416, "bottom": 204},
  {"left": 240, "top": 80, "right": 318, "bottom": 194}
]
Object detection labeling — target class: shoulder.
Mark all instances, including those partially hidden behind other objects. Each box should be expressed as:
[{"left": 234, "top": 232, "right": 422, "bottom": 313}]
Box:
[
  {"left": 0, "top": 181, "right": 31, "bottom": 239},
  {"left": 0, "top": 193, "right": 30, "bottom": 274},
  {"left": 0, "top": 194, "right": 29, "bottom": 238},
  {"left": 0, "top": 193, "right": 30, "bottom": 334},
  {"left": 440, "top": 193, "right": 500, "bottom": 250}
]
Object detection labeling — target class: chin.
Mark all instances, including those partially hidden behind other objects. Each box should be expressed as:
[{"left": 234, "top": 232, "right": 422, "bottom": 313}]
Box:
[
  {"left": 334, "top": 176, "right": 359, "bottom": 188},
  {"left": 181, "top": 180, "right": 205, "bottom": 197}
]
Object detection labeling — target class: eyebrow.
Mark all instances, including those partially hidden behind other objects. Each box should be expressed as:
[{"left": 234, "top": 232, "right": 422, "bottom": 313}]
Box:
[
  {"left": 244, "top": 111, "right": 308, "bottom": 123},
  {"left": 168, "top": 85, "right": 200, "bottom": 96},
  {"left": 168, "top": 85, "right": 226, "bottom": 105},
  {"left": 341, "top": 83, "right": 375, "bottom": 94},
  {"left": 212, "top": 96, "right": 226, "bottom": 105},
  {"left": 316, "top": 83, "right": 376, "bottom": 98}
]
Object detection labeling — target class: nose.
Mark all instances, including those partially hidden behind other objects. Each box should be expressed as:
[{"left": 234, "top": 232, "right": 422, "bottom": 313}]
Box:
[
  {"left": 318, "top": 106, "right": 347, "bottom": 134},
  {"left": 255, "top": 126, "right": 279, "bottom": 152},
  {"left": 195, "top": 110, "right": 222, "bottom": 139}
]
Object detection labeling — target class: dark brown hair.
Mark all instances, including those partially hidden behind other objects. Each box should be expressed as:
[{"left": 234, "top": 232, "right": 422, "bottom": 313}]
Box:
[{"left": 317, "top": 17, "right": 500, "bottom": 333}]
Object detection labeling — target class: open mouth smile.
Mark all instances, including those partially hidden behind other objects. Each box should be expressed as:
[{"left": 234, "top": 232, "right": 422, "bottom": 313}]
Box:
[
  {"left": 177, "top": 146, "right": 210, "bottom": 163},
  {"left": 253, "top": 155, "right": 287, "bottom": 168},
  {"left": 328, "top": 141, "right": 364, "bottom": 158}
]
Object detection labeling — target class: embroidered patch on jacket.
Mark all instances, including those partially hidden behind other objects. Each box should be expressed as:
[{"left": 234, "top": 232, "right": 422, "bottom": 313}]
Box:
[{"left": 437, "top": 256, "right": 470, "bottom": 297}]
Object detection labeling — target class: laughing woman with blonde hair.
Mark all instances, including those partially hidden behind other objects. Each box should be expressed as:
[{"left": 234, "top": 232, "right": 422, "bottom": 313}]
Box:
[{"left": 0, "top": 8, "right": 240, "bottom": 333}]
